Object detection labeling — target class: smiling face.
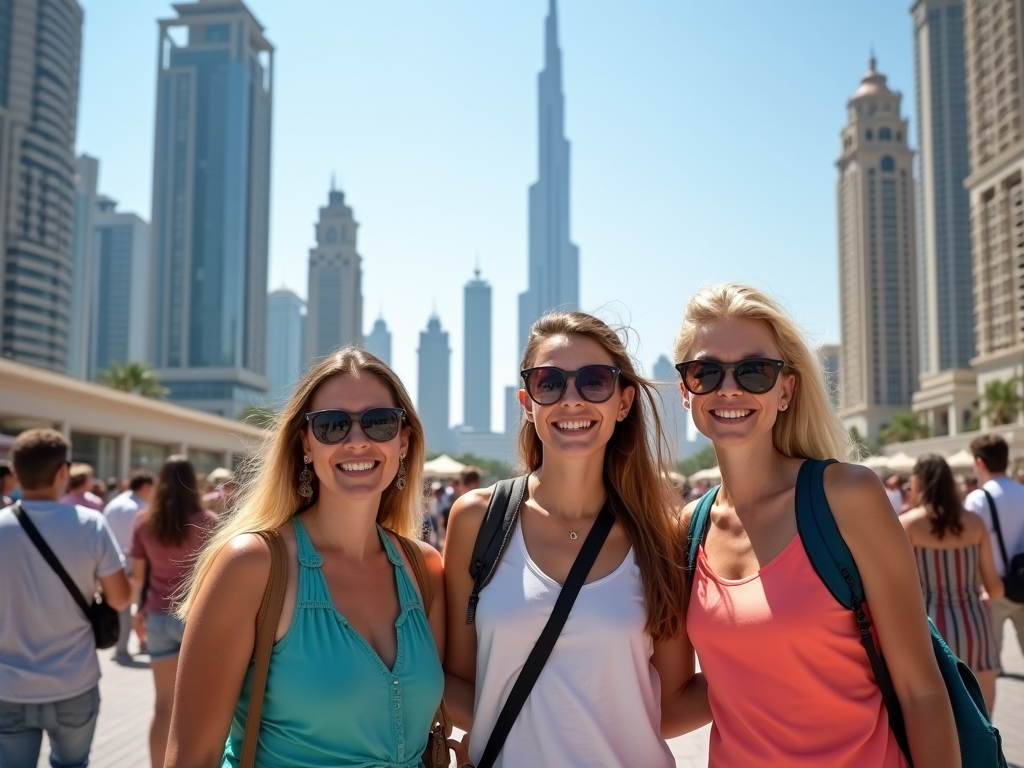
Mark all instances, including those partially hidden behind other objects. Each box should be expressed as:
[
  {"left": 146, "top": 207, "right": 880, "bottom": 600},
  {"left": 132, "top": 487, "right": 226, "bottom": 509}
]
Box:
[
  {"left": 300, "top": 372, "right": 410, "bottom": 502},
  {"left": 519, "top": 334, "right": 634, "bottom": 460},
  {"left": 681, "top": 317, "right": 794, "bottom": 449}
]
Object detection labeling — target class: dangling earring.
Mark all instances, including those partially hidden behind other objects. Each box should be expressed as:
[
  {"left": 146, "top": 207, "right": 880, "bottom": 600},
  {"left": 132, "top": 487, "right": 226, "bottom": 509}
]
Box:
[
  {"left": 395, "top": 455, "right": 407, "bottom": 491},
  {"left": 298, "top": 456, "right": 314, "bottom": 498}
]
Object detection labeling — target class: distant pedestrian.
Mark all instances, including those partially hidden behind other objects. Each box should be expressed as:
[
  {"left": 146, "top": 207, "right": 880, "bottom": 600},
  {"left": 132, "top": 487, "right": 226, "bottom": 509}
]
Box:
[
  {"left": 60, "top": 463, "right": 105, "bottom": 511},
  {"left": 900, "top": 454, "right": 1002, "bottom": 713},
  {"left": 128, "top": 455, "right": 216, "bottom": 768},
  {"left": 0, "top": 459, "right": 17, "bottom": 506},
  {"left": 202, "top": 467, "right": 234, "bottom": 515},
  {"left": 103, "top": 469, "right": 156, "bottom": 661},
  {"left": 884, "top": 473, "right": 904, "bottom": 513},
  {"left": 965, "top": 434, "right": 1024, "bottom": 661},
  {"left": 0, "top": 428, "right": 130, "bottom": 768}
]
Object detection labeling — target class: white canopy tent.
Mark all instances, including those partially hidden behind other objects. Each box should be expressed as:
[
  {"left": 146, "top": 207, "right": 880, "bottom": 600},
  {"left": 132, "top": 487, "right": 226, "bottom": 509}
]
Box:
[
  {"left": 886, "top": 451, "right": 917, "bottom": 474},
  {"left": 422, "top": 454, "right": 467, "bottom": 477},
  {"left": 945, "top": 449, "right": 976, "bottom": 472},
  {"left": 689, "top": 466, "right": 722, "bottom": 483}
]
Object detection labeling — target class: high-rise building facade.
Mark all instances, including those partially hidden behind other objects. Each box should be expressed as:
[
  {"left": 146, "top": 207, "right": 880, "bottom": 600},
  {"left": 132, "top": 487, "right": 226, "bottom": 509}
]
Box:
[
  {"left": 149, "top": 0, "right": 273, "bottom": 417},
  {"left": 517, "top": 0, "right": 579, "bottom": 357},
  {"left": 463, "top": 267, "right": 492, "bottom": 432},
  {"left": 69, "top": 154, "right": 98, "bottom": 378},
  {"left": 962, "top": 0, "right": 1024, "bottom": 427},
  {"left": 418, "top": 314, "right": 452, "bottom": 453},
  {"left": 364, "top": 316, "right": 392, "bottom": 367},
  {"left": 90, "top": 197, "right": 151, "bottom": 380},
  {"left": 266, "top": 288, "right": 305, "bottom": 406},
  {"left": 0, "top": 0, "right": 84, "bottom": 372},
  {"left": 651, "top": 354, "right": 686, "bottom": 464},
  {"left": 836, "top": 58, "right": 919, "bottom": 441},
  {"left": 910, "top": 0, "right": 978, "bottom": 437},
  {"left": 306, "top": 187, "right": 362, "bottom": 361}
]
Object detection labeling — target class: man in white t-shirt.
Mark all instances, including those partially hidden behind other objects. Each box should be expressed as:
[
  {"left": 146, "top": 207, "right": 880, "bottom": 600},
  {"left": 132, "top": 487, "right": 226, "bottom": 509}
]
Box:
[
  {"left": 103, "top": 468, "right": 154, "bottom": 660},
  {"left": 964, "top": 434, "right": 1024, "bottom": 659},
  {"left": 0, "top": 428, "right": 130, "bottom": 767}
]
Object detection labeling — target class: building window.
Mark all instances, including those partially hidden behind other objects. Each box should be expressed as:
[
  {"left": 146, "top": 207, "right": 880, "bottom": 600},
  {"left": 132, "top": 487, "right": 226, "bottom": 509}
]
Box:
[
  {"left": 866, "top": 129, "right": 873, "bottom": 140},
  {"left": 879, "top": 127, "right": 892, "bottom": 140},
  {"left": 326, "top": 227, "right": 337, "bottom": 243},
  {"left": 881, "top": 156, "right": 895, "bottom": 172}
]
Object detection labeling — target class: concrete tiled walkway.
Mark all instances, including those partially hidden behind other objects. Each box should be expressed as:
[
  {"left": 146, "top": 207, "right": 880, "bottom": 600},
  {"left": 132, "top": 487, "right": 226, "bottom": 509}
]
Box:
[{"left": 34, "top": 626, "right": 1024, "bottom": 767}]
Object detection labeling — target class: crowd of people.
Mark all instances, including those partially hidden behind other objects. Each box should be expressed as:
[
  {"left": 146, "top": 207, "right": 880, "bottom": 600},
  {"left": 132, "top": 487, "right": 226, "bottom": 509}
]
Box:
[{"left": 0, "top": 282, "right": 1021, "bottom": 767}]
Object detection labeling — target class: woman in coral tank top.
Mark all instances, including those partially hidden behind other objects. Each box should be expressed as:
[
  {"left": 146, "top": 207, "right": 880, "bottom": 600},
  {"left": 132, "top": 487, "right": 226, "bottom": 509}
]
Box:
[{"left": 673, "top": 284, "right": 958, "bottom": 767}]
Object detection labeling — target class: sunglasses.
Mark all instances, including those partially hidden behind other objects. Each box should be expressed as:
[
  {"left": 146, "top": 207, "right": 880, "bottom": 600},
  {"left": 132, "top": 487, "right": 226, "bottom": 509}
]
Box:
[
  {"left": 305, "top": 408, "right": 406, "bottom": 445},
  {"left": 675, "top": 358, "right": 785, "bottom": 395},
  {"left": 521, "top": 365, "right": 621, "bottom": 405}
]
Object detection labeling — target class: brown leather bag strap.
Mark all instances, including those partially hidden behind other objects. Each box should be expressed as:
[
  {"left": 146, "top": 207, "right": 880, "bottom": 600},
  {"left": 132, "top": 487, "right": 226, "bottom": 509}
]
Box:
[
  {"left": 396, "top": 534, "right": 432, "bottom": 614},
  {"left": 240, "top": 529, "right": 288, "bottom": 768}
]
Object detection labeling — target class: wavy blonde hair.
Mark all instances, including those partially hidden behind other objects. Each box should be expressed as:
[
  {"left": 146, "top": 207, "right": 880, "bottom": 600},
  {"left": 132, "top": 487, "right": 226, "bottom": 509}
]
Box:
[
  {"left": 177, "top": 347, "right": 426, "bottom": 618},
  {"left": 673, "top": 284, "right": 853, "bottom": 462},
  {"left": 518, "top": 312, "right": 686, "bottom": 641}
]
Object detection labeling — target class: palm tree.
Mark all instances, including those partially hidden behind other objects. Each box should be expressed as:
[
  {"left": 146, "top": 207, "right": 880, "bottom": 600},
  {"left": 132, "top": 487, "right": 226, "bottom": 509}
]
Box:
[
  {"left": 238, "top": 404, "right": 277, "bottom": 429},
  {"left": 97, "top": 361, "right": 169, "bottom": 399},
  {"left": 979, "top": 377, "right": 1022, "bottom": 426},
  {"left": 878, "top": 411, "right": 929, "bottom": 445}
]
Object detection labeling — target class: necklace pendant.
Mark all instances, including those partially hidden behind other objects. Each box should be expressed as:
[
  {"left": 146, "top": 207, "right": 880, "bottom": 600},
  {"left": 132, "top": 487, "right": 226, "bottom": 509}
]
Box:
[{"left": 569, "top": 531, "right": 578, "bottom": 540}]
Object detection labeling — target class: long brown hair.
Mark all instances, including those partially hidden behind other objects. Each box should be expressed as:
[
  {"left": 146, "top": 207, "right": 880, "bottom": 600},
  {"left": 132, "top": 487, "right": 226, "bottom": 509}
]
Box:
[
  {"left": 178, "top": 347, "right": 426, "bottom": 618},
  {"left": 146, "top": 454, "right": 201, "bottom": 547},
  {"left": 518, "top": 312, "right": 686, "bottom": 641},
  {"left": 912, "top": 454, "right": 964, "bottom": 539}
]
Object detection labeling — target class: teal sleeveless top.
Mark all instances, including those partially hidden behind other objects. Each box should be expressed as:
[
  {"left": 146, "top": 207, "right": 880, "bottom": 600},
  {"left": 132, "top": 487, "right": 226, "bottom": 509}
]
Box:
[{"left": 222, "top": 518, "right": 444, "bottom": 768}]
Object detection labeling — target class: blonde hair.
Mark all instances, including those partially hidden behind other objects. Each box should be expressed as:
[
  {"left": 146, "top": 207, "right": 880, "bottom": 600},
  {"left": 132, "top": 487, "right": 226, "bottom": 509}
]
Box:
[
  {"left": 519, "top": 312, "right": 687, "bottom": 641},
  {"left": 177, "top": 347, "right": 426, "bottom": 618},
  {"left": 673, "top": 284, "right": 853, "bottom": 462}
]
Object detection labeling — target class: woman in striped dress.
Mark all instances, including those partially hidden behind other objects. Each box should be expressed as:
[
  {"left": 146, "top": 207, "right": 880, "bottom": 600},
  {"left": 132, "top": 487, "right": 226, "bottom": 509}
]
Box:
[{"left": 900, "top": 453, "right": 1003, "bottom": 713}]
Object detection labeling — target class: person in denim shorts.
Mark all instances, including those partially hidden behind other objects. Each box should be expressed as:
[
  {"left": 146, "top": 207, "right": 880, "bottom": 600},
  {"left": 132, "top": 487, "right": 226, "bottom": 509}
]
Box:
[{"left": 129, "top": 455, "right": 216, "bottom": 768}]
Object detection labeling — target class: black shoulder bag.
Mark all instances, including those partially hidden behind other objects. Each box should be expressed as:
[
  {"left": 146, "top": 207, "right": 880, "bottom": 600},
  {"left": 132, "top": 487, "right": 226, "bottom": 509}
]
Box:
[
  {"left": 472, "top": 486, "right": 615, "bottom": 768},
  {"left": 983, "top": 489, "right": 1024, "bottom": 604},
  {"left": 13, "top": 501, "right": 121, "bottom": 649}
]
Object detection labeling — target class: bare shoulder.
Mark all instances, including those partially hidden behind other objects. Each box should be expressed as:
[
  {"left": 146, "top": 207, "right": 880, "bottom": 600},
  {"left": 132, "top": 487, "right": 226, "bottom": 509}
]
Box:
[
  {"left": 411, "top": 536, "right": 444, "bottom": 575},
  {"left": 822, "top": 460, "right": 884, "bottom": 499},
  {"left": 960, "top": 508, "right": 988, "bottom": 539},
  {"left": 447, "top": 486, "right": 494, "bottom": 535},
  {"left": 822, "top": 461, "right": 905, "bottom": 540},
  {"left": 681, "top": 498, "right": 700, "bottom": 530}
]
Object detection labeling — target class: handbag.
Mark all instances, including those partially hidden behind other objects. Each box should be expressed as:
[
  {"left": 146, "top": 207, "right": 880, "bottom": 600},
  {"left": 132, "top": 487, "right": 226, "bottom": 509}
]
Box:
[
  {"left": 982, "top": 489, "right": 1024, "bottom": 604},
  {"left": 13, "top": 501, "right": 121, "bottom": 649}
]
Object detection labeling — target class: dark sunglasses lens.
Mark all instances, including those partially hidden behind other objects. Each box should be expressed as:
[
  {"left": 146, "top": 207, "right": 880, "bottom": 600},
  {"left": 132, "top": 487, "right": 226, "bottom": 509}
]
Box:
[
  {"left": 576, "top": 366, "right": 616, "bottom": 402},
  {"left": 312, "top": 412, "right": 352, "bottom": 444},
  {"left": 361, "top": 409, "right": 401, "bottom": 442},
  {"left": 684, "top": 362, "right": 724, "bottom": 394},
  {"left": 735, "top": 360, "right": 779, "bottom": 393},
  {"left": 528, "top": 368, "right": 568, "bottom": 404}
]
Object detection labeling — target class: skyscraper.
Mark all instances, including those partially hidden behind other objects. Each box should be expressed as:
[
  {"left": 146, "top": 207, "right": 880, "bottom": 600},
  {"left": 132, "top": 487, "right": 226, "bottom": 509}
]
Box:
[
  {"left": 0, "top": 0, "right": 84, "bottom": 372},
  {"left": 910, "top": 0, "right": 977, "bottom": 437},
  {"left": 836, "top": 58, "right": 919, "bottom": 441},
  {"left": 517, "top": 0, "right": 579, "bottom": 357},
  {"left": 69, "top": 155, "right": 99, "bottom": 379},
  {"left": 418, "top": 314, "right": 452, "bottom": 453},
  {"left": 364, "top": 316, "right": 392, "bottom": 366},
  {"left": 962, "top": 0, "right": 1024, "bottom": 427},
  {"left": 651, "top": 355, "right": 686, "bottom": 464},
  {"left": 306, "top": 186, "right": 363, "bottom": 360},
  {"left": 90, "top": 197, "right": 151, "bottom": 380},
  {"left": 463, "top": 267, "right": 492, "bottom": 432},
  {"left": 149, "top": 0, "right": 274, "bottom": 417},
  {"left": 266, "top": 288, "right": 305, "bottom": 406}
]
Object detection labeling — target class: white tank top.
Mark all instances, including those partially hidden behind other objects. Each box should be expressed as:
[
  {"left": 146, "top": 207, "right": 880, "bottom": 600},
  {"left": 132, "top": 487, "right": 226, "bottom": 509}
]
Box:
[{"left": 470, "top": 519, "right": 675, "bottom": 768}]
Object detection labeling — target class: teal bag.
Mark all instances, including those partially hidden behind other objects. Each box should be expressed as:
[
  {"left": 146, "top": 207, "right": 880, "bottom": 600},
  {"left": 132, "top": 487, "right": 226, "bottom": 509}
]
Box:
[{"left": 685, "top": 458, "right": 1008, "bottom": 768}]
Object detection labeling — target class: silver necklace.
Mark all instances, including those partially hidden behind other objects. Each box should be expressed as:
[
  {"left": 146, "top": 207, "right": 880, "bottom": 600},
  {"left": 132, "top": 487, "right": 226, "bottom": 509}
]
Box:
[{"left": 549, "top": 509, "right": 598, "bottom": 540}]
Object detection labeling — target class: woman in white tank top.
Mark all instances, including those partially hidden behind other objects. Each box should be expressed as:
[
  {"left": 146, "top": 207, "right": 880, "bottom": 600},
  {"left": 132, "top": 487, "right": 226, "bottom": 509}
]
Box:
[{"left": 443, "top": 312, "right": 712, "bottom": 768}]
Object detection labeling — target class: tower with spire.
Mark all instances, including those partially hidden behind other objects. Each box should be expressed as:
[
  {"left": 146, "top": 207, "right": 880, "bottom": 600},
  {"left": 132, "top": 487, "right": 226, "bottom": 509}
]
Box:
[
  {"left": 364, "top": 313, "right": 392, "bottom": 366},
  {"left": 517, "top": 0, "right": 579, "bottom": 356},
  {"left": 836, "top": 56, "right": 918, "bottom": 441},
  {"left": 305, "top": 184, "right": 363, "bottom": 362},
  {"left": 463, "top": 265, "right": 492, "bottom": 432},
  {"left": 418, "top": 313, "right": 452, "bottom": 453}
]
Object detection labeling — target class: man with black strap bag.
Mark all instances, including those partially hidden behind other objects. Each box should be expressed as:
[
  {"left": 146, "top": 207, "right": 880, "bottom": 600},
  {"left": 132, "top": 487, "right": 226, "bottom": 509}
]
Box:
[
  {"left": 0, "top": 429, "right": 130, "bottom": 768},
  {"left": 965, "top": 434, "right": 1024, "bottom": 662}
]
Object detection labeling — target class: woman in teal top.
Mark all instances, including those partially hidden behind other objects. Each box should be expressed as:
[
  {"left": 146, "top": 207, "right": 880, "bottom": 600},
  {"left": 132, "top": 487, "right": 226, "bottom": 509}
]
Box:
[{"left": 164, "top": 348, "right": 445, "bottom": 768}]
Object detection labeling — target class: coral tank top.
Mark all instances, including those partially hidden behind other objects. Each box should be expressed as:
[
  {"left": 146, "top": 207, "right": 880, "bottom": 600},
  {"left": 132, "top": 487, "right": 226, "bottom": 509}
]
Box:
[{"left": 687, "top": 534, "right": 908, "bottom": 768}]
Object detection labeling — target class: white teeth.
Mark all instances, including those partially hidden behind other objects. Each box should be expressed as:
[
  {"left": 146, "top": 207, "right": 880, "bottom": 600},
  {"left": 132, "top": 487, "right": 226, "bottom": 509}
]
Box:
[
  {"left": 713, "top": 410, "right": 751, "bottom": 419},
  {"left": 340, "top": 461, "right": 375, "bottom": 472},
  {"left": 556, "top": 420, "right": 593, "bottom": 430}
]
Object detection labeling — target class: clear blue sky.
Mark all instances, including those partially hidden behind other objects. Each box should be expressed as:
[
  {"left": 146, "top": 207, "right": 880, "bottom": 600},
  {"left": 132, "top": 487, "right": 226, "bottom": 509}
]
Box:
[{"left": 77, "top": 0, "right": 916, "bottom": 431}]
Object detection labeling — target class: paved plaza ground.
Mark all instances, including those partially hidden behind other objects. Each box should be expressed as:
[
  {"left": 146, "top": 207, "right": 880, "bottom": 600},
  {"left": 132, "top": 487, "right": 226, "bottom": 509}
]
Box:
[{"left": 34, "top": 626, "right": 1024, "bottom": 767}]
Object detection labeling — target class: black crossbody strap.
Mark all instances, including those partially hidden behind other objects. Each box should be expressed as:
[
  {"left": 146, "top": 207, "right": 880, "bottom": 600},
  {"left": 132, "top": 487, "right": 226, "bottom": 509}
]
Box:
[
  {"left": 476, "top": 501, "right": 616, "bottom": 768},
  {"left": 12, "top": 501, "right": 92, "bottom": 618},
  {"left": 984, "top": 489, "right": 1011, "bottom": 570}
]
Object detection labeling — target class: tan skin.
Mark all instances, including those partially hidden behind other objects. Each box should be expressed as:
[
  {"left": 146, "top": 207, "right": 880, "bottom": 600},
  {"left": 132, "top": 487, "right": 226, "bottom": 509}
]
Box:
[
  {"left": 900, "top": 473, "right": 1004, "bottom": 712},
  {"left": 164, "top": 373, "right": 445, "bottom": 768},
  {"left": 680, "top": 317, "right": 958, "bottom": 767},
  {"left": 443, "top": 335, "right": 710, "bottom": 761}
]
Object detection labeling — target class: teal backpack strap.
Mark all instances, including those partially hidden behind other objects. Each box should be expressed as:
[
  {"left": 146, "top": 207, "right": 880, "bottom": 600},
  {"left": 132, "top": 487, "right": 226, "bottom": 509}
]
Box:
[
  {"left": 795, "top": 458, "right": 912, "bottom": 764},
  {"left": 685, "top": 486, "right": 719, "bottom": 593}
]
